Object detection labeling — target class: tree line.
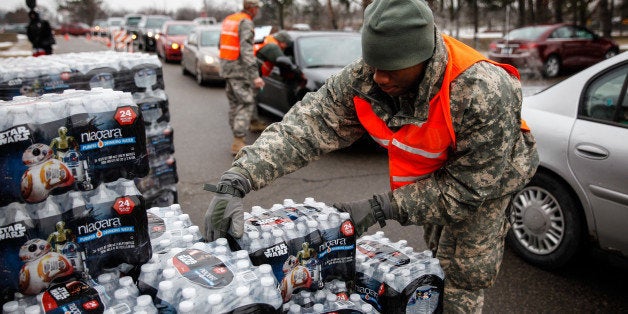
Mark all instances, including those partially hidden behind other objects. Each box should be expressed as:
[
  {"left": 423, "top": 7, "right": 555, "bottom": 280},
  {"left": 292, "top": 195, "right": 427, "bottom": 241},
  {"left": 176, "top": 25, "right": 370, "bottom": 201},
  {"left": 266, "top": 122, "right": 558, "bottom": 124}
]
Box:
[{"left": 2, "top": 0, "right": 626, "bottom": 38}]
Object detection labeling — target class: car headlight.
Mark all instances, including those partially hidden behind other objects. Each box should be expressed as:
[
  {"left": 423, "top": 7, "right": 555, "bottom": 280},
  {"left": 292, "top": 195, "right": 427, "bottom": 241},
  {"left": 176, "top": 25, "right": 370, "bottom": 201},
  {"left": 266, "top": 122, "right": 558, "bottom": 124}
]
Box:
[
  {"left": 155, "top": 34, "right": 160, "bottom": 40},
  {"left": 203, "top": 55, "right": 215, "bottom": 64},
  {"left": 131, "top": 34, "right": 137, "bottom": 40},
  {"left": 171, "top": 43, "right": 179, "bottom": 50},
  {"left": 147, "top": 31, "right": 153, "bottom": 37}
]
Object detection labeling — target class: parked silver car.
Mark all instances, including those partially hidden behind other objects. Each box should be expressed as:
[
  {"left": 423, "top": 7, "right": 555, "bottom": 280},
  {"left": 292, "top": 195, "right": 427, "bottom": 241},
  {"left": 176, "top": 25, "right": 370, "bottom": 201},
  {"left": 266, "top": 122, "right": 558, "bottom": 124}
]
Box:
[{"left": 510, "top": 51, "right": 628, "bottom": 269}]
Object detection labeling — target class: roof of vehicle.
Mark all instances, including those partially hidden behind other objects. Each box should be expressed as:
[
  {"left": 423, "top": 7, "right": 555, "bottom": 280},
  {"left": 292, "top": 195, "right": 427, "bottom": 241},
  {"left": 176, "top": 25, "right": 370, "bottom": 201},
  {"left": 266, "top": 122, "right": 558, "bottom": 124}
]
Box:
[{"left": 163, "top": 20, "right": 196, "bottom": 25}]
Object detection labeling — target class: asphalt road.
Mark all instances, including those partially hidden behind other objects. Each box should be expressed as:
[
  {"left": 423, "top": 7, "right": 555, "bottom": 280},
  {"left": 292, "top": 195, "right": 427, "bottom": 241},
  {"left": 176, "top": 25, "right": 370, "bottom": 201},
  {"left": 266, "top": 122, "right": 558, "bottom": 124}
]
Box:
[{"left": 55, "top": 36, "right": 628, "bottom": 313}]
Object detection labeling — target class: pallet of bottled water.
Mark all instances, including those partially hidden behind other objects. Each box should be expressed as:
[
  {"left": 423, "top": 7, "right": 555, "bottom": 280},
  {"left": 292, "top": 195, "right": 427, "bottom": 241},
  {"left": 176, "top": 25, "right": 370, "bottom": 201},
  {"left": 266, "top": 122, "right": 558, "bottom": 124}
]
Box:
[
  {"left": 136, "top": 238, "right": 283, "bottom": 313},
  {"left": 233, "top": 198, "right": 356, "bottom": 303},
  {"left": 0, "top": 51, "right": 164, "bottom": 100},
  {"left": 354, "top": 231, "right": 445, "bottom": 313}
]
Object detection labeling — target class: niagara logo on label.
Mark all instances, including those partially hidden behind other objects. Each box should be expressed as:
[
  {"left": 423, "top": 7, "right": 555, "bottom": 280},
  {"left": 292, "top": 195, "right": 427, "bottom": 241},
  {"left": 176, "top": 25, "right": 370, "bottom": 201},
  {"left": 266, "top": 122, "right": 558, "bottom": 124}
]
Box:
[
  {"left": 356, "top": 285, "right": 379, "bottom": 299},
  {"left": 0, "top": 223, "right": 27, "bottom": 240},
  {"left": 0, "top": 126, "right": 31, "bottom": 146},
  {"left": 80, "top": 128, "right": 123, "bottom": 143},
  {"left": 264, "top": 243, "right": 288, "bottom": 258},
  {"left": 77, "top": 217, "right": 122, "bottom": 235}
]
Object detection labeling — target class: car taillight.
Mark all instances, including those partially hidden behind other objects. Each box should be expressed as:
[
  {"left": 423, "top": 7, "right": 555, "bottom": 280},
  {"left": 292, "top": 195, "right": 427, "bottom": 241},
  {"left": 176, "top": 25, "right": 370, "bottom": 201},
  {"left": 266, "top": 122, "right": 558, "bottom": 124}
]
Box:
[{"left": 518, "top": 42, "right": 538, "bottom": 51}]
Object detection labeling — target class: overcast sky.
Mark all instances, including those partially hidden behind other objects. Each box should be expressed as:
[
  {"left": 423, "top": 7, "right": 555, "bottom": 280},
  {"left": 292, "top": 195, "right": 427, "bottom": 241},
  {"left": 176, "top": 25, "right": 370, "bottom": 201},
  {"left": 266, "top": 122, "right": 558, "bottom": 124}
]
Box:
[{"left": 2, "top": 0, "right": 214, "bottom": 13}]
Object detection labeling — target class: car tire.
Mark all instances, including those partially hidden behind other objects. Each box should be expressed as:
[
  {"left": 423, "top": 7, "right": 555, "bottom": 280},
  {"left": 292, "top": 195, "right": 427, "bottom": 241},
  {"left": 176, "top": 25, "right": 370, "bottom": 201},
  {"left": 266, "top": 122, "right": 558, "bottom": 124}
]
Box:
[
  {"left": 605, "top": 49, "right": 618, "bottom": 59},
  {"left": 542, "top": 55, "right": 561, "bottom": 78},
  {"left": 507, "top": 172, "right": 583, "bottom": 269},
  {"left": 196, "top": 62, "right": 205, "bottom": 85}
]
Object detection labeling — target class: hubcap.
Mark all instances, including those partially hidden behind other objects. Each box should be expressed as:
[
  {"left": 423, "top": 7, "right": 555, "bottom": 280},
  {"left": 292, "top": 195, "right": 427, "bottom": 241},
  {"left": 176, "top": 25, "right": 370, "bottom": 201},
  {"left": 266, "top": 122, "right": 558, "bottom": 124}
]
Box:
[
  {"left": 545, "top": 58, "right": 559, "bottom": 77},
  {"left": 509, "top": 187, "right": 565, "bottom": 255}
]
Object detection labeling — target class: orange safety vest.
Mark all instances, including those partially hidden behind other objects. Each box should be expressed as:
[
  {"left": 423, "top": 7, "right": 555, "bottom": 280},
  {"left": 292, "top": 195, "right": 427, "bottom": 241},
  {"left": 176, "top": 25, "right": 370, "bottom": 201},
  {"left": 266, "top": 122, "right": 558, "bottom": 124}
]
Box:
[
  {"left": 254, "top": 35, "right": 280, "bottom": 76},
  {"left": 355, "top": 35, "right": 527, "bottom": 190},
  {"left": 219, "top": 12, "right": 251, "bottom": 61}
]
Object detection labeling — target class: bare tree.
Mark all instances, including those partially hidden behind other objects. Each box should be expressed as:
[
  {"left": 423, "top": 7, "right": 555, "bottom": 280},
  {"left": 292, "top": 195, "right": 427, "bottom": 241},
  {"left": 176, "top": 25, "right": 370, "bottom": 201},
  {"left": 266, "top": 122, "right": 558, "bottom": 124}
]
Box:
[{"left": 56, "top": 0, "right": 105, "bottom": 25}]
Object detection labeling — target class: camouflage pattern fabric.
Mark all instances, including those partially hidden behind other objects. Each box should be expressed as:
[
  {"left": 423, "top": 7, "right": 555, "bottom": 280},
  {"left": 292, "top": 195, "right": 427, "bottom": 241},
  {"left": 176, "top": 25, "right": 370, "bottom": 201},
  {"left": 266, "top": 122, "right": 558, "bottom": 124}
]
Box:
[
  {"left": 225, "top": 78, "right": 257, "bottom": 138},
  {"left": 220, "top": 14, "right": 260, "bottom": 138},
  {"left": 230, "top": 27, "right": 539, "bottom": 312}
]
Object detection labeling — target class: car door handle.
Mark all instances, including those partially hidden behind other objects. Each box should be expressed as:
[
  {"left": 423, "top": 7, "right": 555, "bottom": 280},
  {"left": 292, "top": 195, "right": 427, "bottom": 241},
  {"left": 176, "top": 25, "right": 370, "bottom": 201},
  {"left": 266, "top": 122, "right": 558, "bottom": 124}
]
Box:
[{"left": 574, "top": 143, "right": 609, "bottom": 160}]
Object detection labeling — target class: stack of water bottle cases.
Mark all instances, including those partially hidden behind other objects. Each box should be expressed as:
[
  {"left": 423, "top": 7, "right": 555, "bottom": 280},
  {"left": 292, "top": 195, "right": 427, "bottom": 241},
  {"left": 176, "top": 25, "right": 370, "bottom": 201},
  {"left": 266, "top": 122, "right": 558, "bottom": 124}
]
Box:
[
  {"left": 0, "top": 51, "right": 178, "bottom": 208},
  {"left": 0, "top": 52, "right": 444, "bottom": 313}
]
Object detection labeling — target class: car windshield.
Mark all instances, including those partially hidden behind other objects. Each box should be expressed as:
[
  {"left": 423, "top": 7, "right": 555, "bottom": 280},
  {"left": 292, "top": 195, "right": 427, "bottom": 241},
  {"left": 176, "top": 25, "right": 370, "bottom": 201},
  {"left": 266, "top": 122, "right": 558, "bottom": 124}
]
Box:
[
  {"left": 110, "top": 20, "right": 122, "bottom": 26},
  {"left": 146, "top": 17, "right": 169, "bottom": 28},
  {"left": 200, "top": 30, "right": 220, "bottom": 47},
  {"left": 505, "top": 25, "right": 552, "bottom": 40},
  {"left": 126, "top": 17, "right": 142, "bottom": 27},
  {"left": 167, "top": 24, "right": 195, "bottom": 36},
  {"left": 297, "top": 35, "right": 361, "bottom": 68}
]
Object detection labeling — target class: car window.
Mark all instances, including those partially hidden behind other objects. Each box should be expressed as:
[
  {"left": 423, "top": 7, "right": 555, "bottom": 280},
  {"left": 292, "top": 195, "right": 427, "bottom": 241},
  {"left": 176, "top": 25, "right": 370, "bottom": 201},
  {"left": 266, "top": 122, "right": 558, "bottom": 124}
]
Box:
[
  {"left": 549, "top": 26, "right": 574, "bottom": 39},
  {"left": 573, "top": 27, "right": 595, "bottom": 39},
  {"left": 167, "top": 24, "right": 195, "bottom": 36},
  {"left": 297, "top": 35, "right": 361, "bottom": 68},
  {"left": 505, "top": 25, "right": 552, "bottom": 40},
  {"left": 146, "top": 18, "right": 169, "bottom": 28},
  {"left": 200, "top": 30, "right": 220, "bottom": 47},
  {"left": 581, "top": 64, "right": 628, "bottom": 124}
]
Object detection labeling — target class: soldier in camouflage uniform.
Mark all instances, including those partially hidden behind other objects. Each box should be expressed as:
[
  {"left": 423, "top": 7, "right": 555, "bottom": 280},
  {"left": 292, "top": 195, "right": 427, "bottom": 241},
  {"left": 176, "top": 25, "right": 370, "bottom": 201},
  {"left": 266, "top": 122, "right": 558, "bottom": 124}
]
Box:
[
  {"left": 205, "top": 0, "right": 539, "bottom": 311},
  {"left": 219, "top": 0, "right": 265, "bottom": 155}
]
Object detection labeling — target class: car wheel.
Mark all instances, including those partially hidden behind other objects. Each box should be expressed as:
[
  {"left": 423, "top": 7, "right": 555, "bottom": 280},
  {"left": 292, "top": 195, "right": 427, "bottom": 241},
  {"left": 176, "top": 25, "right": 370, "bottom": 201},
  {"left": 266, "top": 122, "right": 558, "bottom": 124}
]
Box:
[
  {"left": 195, "top": 62, "right": 205, "bottom": 85},
  {"left": 604, "top": 49, "right": 618, "bottom": 59},
  {"left": 542, "top": 55, "right": 561, "bottom": 78},
  {"left": 507, "top": 172, "right": 583, "bottom": 269}
]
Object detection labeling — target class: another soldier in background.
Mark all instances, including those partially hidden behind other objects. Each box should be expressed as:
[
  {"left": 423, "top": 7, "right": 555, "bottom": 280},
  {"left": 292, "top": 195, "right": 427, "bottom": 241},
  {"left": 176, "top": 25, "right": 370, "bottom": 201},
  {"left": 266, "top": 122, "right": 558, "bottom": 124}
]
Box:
[
  {"left": 206, "top": 0, "right": 539, "bottom": 311},
  {"left": 26, "top": 10, "right": 55, "bottom": 56},
  {"left": 254, "top": 30, "right": 306, "bottom": 105},
  {"left": 219, "top": 0, "right": 265, "bottom": 155}
]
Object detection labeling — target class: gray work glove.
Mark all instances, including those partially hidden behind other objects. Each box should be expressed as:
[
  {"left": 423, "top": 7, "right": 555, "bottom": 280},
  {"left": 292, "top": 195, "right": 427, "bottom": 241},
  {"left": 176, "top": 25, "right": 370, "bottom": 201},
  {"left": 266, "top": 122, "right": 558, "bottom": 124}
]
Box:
[
  {"left": 333, "top": 192, "right": 396, "bottom": 237},
  {"left": 203, "top": 171, "right": 252, "bottom": 241}
]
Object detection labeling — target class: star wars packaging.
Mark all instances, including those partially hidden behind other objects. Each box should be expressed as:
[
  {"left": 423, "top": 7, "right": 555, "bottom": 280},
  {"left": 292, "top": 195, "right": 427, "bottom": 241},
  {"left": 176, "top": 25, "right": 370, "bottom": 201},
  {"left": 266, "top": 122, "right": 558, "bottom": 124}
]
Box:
[
  {"left": 0, "top": 178, "right": 151, "bottom": 307},
  {"left": 0, "top": 57, "right": 73, "bottom": 100},
  {"left": 0, "top": 89, "right": 149, "bottom": 206},
  {"left": 232, "top": 198, "right": 356, "bottom": 303},
  {"left": 354, "top": 231, "right": 444, "bottom": 313},
  {"left": 137, "top": 239, "right": 282, "bottom": 313}
]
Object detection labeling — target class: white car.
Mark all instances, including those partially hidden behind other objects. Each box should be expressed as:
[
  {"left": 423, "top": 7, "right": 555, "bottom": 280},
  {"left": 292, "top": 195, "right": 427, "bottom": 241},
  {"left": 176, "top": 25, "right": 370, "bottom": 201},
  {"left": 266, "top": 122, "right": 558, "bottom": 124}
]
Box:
[{"left": 510, "top": 51, "right": 628, "bottom": 269}]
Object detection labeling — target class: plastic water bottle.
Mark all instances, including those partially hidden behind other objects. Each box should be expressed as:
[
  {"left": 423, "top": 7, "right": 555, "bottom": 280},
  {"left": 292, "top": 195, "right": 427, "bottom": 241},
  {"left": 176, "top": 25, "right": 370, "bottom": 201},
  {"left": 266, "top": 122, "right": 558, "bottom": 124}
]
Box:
[
  {"left": 133, "top": 295, "right": 158, "bottom": 314},
  {"left": 24, "top": 305, "right": 42, "bottom": 314},
  {"left": 206, "top": 294, "right": 226, "bottom": 314},
  {"left": 119, "top": 276, "right": 139, "bottom": 297},
  {"left": 97, "top": 273, "right": 118, "bottom": 297},
  {"left": 178, "top": 300, "right": 195, "bottom": 314},
  {"left": 2, "top": 301, "right": 20, "bottom": 314},
  {"left": 113, "top": 288, "right": 134, "bottom": 311}
]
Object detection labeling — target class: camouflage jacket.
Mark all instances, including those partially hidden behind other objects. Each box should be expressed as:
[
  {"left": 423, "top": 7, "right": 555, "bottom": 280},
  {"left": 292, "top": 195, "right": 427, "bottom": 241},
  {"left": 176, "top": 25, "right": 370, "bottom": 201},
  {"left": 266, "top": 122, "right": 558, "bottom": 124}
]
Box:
[
  {"left": 219, "top": 13, "right": 259, "bottom": 81},
  {"left": 232, "top": 28, "right": 539, "bottom": 226}
]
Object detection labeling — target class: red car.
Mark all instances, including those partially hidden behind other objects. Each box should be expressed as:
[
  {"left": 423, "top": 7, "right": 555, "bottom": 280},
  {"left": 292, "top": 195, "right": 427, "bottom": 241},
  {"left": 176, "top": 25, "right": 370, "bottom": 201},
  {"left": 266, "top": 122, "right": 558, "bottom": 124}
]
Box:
[
  {"left": 156, "top": 20, "right": 196, "bottom": 62},
  {"left": 488, "top": 23, "right": 619, "bottom": 77},
  {"left": 56, "top": 22, "right": 91, "bottom": 36}
]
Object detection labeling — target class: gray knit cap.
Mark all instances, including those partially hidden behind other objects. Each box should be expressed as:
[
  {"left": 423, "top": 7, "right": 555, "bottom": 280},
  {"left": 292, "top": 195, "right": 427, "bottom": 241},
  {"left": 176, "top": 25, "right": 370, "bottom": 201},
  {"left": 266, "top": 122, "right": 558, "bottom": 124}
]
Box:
[{"left": 362, "top": 0, "right": 435, "bottom": 70}]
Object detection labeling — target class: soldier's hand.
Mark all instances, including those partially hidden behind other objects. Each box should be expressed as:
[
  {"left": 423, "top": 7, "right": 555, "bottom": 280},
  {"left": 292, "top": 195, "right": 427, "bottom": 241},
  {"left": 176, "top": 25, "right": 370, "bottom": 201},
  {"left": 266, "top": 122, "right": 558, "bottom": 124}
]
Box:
[
  {"left": 254, "top": 77, "right": 265, "bottom": 89},
  {"left": 203, "top": 171, "right": 252, "bottom": 241},
  {"left": 333, "top": 193, "right": 395, "bottom": 237}
]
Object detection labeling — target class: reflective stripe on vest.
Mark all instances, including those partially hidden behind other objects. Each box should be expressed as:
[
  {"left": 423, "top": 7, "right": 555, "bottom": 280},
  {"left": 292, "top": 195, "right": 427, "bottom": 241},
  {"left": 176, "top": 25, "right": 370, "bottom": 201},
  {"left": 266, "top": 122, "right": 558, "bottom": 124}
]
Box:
[
  {"left": 219, "top": 12, "right": 251, "bottom": 61},
  {"left": 355, "top": 35, "right": 524, "bottom": 190}
]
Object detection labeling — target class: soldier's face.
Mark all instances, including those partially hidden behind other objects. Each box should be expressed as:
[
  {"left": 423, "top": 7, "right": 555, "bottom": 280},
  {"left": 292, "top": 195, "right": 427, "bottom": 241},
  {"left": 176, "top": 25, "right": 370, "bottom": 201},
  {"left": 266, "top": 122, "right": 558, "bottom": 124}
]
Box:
[{"left": 373, "top": 62, "right": 425, "bottom": 97}]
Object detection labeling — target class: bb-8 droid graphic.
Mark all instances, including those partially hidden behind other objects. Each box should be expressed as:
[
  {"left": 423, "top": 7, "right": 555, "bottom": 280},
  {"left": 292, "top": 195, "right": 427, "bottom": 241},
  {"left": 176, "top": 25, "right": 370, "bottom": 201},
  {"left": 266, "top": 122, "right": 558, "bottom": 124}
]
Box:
[
  {"left": 18, "top": 238, "right": 74, "bottom": 295},
  {"left": 20, "top": 143, "right": 74, "bottom": 203}
]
